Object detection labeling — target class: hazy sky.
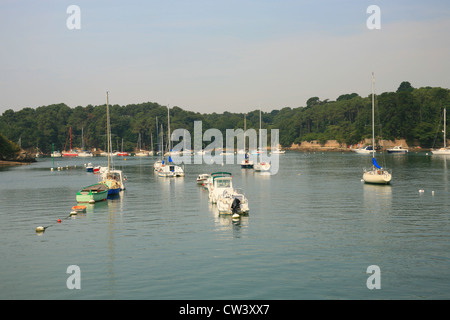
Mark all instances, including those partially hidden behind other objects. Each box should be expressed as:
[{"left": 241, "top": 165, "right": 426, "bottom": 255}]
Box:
[{"left": 1, "top": 0, "right": 450, "bottom": 114}]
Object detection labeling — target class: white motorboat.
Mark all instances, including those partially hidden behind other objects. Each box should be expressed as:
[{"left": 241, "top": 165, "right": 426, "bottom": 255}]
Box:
[
  {"left": 387, "top": 145, "right": 408, "bottom": 154},
  {"left": 208, "top": 172, "right": 234, "bottom": 204},
  {"left": 362, "top": 73, "right": 392, "bottom": 185},
  {"left": 254, "top": 161, "right": 271, "bottom": 172},
  {"left": 431, "top": 108, "right": 450, "bottom": 155},
  {"left": 271, "top": 148, "right": 285, "bottom": 154},
  {"left": 51, "top": 151, "right": 62, "bottom": 157},
  {"left": 196, "top": 173, "right": 210, "bottom": 185},
  {"left": 217, "top": 189, "right": 249, "bottom": 215},
  {"left": 352, "top": 146, "right": 374, "bottom": 154}
]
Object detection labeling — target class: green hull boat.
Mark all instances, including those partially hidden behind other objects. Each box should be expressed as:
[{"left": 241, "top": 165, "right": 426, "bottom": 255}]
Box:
[{"left": 76, "top": 183, "right": 109, "bottom": 203}]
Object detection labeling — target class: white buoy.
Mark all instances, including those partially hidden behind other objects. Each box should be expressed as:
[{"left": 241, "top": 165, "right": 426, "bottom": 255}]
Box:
[
  {"left": 432, "top": 191, "right": 435, "bottom": 195},
  {"left": 50, "top": 167, "right": 54, "bottom": 171},
  {"left": 89, "top": 199, "right": 95, "bottom": 204},
  {"left": 232, "top": 213, "right": 240, "bottom": 219},
  {"left": 36, "top": 226, "right": 45, "bottom": 232},
  {"left": 419, "top": 189, "right": 424, "bottom": 193},
  {"left": 70, "top": 211, "right": 77, "bottom": 215}
]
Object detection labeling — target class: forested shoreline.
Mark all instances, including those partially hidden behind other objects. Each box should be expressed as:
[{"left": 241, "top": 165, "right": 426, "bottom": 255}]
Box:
[{"left": 0, "top": 82, "right": 449, "bottom": 155}]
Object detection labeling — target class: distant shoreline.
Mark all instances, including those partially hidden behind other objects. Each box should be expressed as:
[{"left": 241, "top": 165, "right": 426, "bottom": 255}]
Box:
[{"left": 0, "top": 160, "right": 34, "bottom": 166}]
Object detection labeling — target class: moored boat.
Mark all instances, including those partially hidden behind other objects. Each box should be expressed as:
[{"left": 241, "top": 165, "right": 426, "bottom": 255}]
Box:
[
  {"left": 387, "top": 145, "right": 408, "bottom": 154},
  {"left": 76, "top": 183, "right": 109, "bottom": 203}
]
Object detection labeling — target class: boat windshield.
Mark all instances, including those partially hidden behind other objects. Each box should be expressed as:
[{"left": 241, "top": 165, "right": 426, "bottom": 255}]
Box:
[{"left": 216, "top": 179, "right": 231, "bottom": 188}]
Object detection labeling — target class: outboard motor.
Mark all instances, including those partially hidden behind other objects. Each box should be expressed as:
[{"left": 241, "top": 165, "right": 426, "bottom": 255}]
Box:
[{"left": 231, "top": 197, "right": 241, "bottom": 214}]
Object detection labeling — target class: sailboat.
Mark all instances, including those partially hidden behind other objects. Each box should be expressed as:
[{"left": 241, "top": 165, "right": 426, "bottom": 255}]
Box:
[
  {"left": 431, "top": 107, "right": 450, "bottom": 155},
  {"left": 153, "top": 121, "right": 164, "bottom": 172},
  {"left": 362, "top": 73, "right": 392, "bottom": 185},
  {"left": 254, "top": 108, "right": 271, "bottom": 172},
  {"left": 100, "top": 92, "right": 123, "bottom": 195},
  {"left": 62, "top": 127, "right": 78, "bottom": 157},
  {"left": 135, "top": 132, "right": 149, "bottom": 156},
  {"left": 240, "top": 114, "right": 254, "bottom": 168},
  {"left": 158, "top": 105, "right": 184, "bottom": 177},
  {"left": 78, "top": 127, "right": 93, "bottom": 157}
]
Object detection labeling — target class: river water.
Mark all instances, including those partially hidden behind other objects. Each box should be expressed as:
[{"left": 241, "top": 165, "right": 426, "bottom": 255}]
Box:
[{"left": 0, "top": 151, "right": 449, "bottom": 299}]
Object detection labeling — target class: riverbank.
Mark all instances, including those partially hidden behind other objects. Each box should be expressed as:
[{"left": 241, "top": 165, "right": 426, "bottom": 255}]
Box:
[{"left": 289, "top": 139, "right": 429, "bottom": 152}]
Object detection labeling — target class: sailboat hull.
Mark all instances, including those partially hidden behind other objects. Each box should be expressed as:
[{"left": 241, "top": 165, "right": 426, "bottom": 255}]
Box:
[{"left": 363, "top": 170, "right": 392, "bottom": 184}]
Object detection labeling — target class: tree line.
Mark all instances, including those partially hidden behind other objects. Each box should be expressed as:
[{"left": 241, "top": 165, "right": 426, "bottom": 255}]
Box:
[{"left": 0, "top": 82, "right": 449, "bottom": 155}]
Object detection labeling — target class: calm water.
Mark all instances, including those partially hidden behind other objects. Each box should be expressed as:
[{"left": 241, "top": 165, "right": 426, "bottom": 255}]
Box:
[{"left": 1, "top": 152, "right": 449, "bottom": 300}]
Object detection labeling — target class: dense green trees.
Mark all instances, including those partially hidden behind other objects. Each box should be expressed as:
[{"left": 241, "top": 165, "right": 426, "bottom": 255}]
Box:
[{"left": 0, "top": 84, "right": 449, "bottom": 154}]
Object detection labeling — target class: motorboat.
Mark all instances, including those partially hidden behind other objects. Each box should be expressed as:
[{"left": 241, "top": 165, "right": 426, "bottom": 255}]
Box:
[
  {"left": 387, "top": 145, "right": 408, "bottom": 154},
  {"left": 196, "top": 173, "right": 210, "bottom": 185},
  {"left": 352, "top": 146, "right": 374, "bottom": 154},
  {"left": 254, "top": 161, "right": 271, "bottom": 172},
  {"left": 217, "top": 189, "right": 249, "bottom": 216},
  {"left": 86, "top": 163, "right": 94, "bottom": 172},
  {"left": 78, "top": 151, "right": 93, "bottom": 157},
  {"left": 271, "top": 148, "right": 285, "bottom": 154}
]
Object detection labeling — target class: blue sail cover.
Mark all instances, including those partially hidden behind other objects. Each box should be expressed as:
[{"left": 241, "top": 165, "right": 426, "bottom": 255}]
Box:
[
  {"left": 372, "top": 157, "right": 382, "bottom": 169},
  {"left": 169, "top": 156, "right": 173, "bottom": 163}
]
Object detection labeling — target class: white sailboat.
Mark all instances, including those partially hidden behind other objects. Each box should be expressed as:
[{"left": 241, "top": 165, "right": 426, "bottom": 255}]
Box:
[
  {"left": 362, "top": 73, "right": 392, "bottom": 185},
  {"left": 254, "top": 108, "right": 271, "bottom": 172},
  {"left": 158, "top": 105, "right": 184, "bottom": 177},
  {"left": 431, "top": 108, "right": 450, "bottom": 155}
]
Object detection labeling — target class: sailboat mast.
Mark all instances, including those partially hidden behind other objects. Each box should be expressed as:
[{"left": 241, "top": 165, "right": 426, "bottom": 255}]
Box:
[
  {"left": 167, "top": 105, "right": 171, "bottom": 152},
  {"left": 244, "top": 114, "right": 246, "bottom": 152},
  {"left": 371, "top": 73, "right": 375, "bottom": 159},
  {"left": 106, "top": 91, "right": 110, "bottom": 174},
  {"left": 444, "top": 108, "right": 447, "bottom": 148}
]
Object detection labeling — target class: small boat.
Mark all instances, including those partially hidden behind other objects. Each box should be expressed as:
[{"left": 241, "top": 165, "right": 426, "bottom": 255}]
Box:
[
  {"left": 76, "top": 183, "right": 109, "bottom": 203},
  {"left": 86, "top": 163, "right": 94, "bottom": 172},
  {"left": 271, "top": 148, "right": 285, "bottom": 154},
  {"left": 62, "top": 127, "right": 79, "bottom": 157},
  {"left": 93, "top": 166, "right": 101, "bottom": 173},
  {"left": 431, "top": 108, "right": 450, "bottom": 155},
  {"left": 254, "top": 161, "right": 271, "bottom": 172},
  {"left": 158, "top": 161, "right": 185, "bottom": 177},
  {"left": 78, "top": 150, "right": 93, "bottom": 157},
  {"left": 387, "top": 145, "right": 408, "bottom": 154},
  {"left": 217, "top": 191, "right": 249, "bottom": 215},
  {"left": 100, "top": 92, "right": 126, "bottom": 195},
  {"left": 362, "top": 73, "right": 392, "bottom": 185},
  {"left": 71, "top": 205, "right": 87, "bottom": 213},
  {"left": 240, "top": 154, "right": 254, "bottom": 169},
  {"left": 51, "top": 151, "right": 62, "bottom": 157},
  {"left": 352, "top": 146, "right": 374, "bottom": 154},
  {"left": 158, "top": 105, "right": 185, "bottom": 178},
  {"left": 208, "top": 172, "right": 234, "bottom": 204},
  {"left": 196, "top": 173, "right": 210, "bottom": 185}
]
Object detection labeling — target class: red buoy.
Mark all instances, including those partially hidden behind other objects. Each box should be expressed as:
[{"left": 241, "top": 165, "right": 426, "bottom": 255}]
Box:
[{"left": 58, "top": 219, "right": 61, "bottom": 223}]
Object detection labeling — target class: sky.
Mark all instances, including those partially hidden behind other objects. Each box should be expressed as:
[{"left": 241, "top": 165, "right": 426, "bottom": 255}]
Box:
[{"left": 1, "top": 0, "right": 450, "bottom": 114}]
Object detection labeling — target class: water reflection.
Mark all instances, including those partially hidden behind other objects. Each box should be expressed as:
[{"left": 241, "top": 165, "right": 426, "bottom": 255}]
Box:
[{"left": 362, "top": 183, "right": 392, "bottom": 214}]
